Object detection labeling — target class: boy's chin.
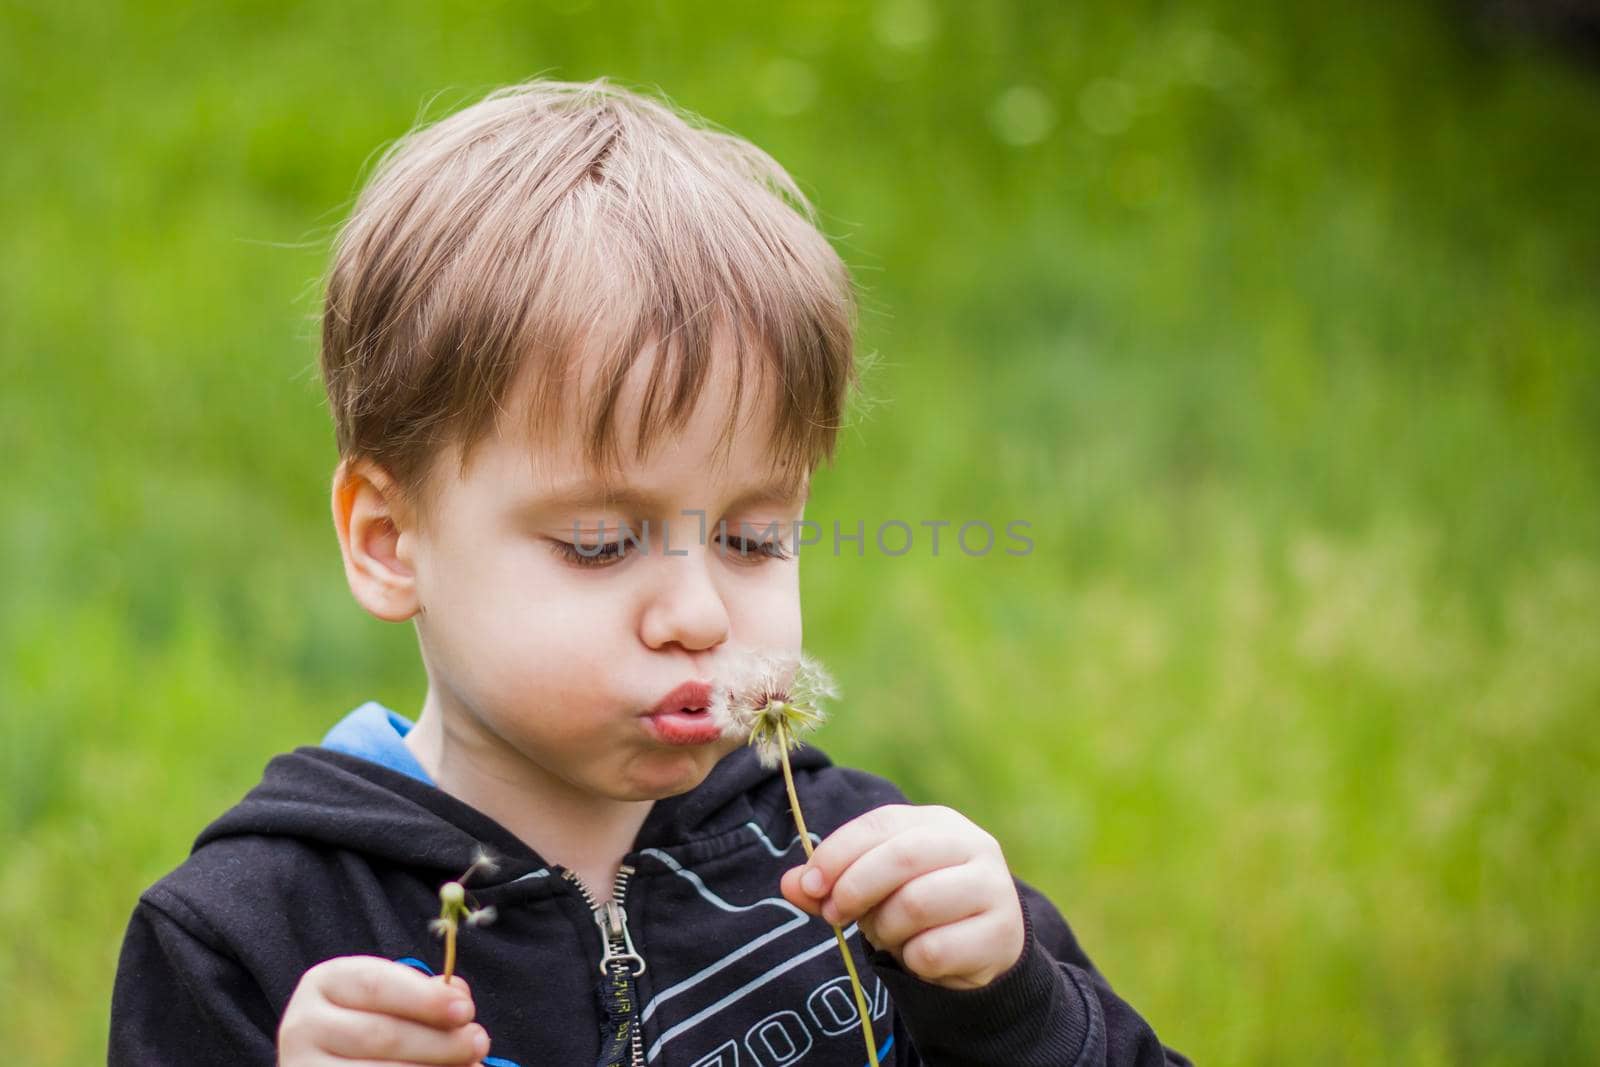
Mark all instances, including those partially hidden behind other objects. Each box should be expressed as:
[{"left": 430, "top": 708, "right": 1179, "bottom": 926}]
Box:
[{"left": 616, "top": 744, "right": 732, "bottom": 800}]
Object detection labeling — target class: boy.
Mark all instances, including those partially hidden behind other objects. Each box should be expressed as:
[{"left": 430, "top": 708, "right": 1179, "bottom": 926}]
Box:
[{"left": 111, "top": 78, "right": 1190, "bottom": 1066}]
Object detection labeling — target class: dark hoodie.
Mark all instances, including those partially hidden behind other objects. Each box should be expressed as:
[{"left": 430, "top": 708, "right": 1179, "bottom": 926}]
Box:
[{"left": 111, "top": 743, "right": 1191, "bottom": 1066}]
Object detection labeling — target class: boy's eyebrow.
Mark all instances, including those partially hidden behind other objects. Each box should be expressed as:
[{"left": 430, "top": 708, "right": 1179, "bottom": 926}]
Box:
[{"left": 530, "top": 478, "right": 811, "bottom": 513}]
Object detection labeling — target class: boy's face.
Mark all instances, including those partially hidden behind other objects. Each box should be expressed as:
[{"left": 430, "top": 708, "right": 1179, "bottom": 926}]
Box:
[{"left": 336, "top": 333, "right": 808, "bottom": 806}]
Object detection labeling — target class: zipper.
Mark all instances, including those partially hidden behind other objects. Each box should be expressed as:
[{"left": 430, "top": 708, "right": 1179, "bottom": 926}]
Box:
[{"left": 562, "top": 865, "right": 646, "bottom": 1067}]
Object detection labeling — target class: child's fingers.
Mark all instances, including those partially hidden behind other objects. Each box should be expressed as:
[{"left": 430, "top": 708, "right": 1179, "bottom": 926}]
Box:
[
  {"left": 314, "top": 1004, "right": 490, "bottom": 1063},
  {"left": 855, "top": 864, "right": 988, "bottom": 952},
  {"left": 313, "top": 956, "right": 476, "bottom": 1027},
  {"left": 779, "top": 866, "right": 825, "bottom": 915},
  {"left": 310, "top": 1063, "right": 487, "bottom": 1067},
  {"left": 814, "top": 823, "right": 976, "bottom": 926},
  {"left": 797, "top": 803, "right": 921, "bottom": 895},
  {"left": 897, "top": 909, "right": 1025, "bottom": 989}
]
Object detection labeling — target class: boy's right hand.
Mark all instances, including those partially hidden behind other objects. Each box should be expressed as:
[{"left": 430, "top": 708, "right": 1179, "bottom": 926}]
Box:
[{"left": 277, "top": 955, "right": 491, "bottom": 1065}]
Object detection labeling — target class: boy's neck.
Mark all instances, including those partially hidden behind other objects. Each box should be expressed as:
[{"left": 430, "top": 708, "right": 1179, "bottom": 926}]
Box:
[{"left": 403, "top": 699, "right": 652, "bottom": 903}]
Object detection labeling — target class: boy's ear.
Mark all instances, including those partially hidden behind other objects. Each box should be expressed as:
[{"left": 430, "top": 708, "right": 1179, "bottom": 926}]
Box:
[{"left": 331, "top": 458, "right": 421, "bottom": 623}]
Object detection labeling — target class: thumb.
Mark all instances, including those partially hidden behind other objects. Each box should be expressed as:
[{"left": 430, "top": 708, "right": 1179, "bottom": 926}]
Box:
[{"left": 780, "top": 866, "right": 824, "bottom": 915}]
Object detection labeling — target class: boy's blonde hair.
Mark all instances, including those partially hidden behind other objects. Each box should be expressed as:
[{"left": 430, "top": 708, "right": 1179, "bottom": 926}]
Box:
[{"left": 319, "top": 77, "right": 858, "bottom": 522}]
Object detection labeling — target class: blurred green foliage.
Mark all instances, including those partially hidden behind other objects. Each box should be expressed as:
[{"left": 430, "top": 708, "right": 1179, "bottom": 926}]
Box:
[{"left": 3, "top": 1, "right": 1598, "bottom": 1062}]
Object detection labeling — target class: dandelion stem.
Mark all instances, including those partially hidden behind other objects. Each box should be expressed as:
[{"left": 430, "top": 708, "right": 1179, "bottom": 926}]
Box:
[
  {"left": 777, "top": 718, "right": 879, "bottom": 1067},
  {"left": 442, "top": 923, "right": 458, "bottom": 983}
]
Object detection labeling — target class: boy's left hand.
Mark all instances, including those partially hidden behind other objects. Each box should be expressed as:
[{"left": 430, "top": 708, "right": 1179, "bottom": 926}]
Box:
[{"left": 780, "top": 804, "right": 1026, "bottom": 990}]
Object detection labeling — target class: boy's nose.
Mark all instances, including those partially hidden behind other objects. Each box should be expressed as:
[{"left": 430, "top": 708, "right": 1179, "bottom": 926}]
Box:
[{"left": 638, "top": 544, "right": 731, "bottom": 653}]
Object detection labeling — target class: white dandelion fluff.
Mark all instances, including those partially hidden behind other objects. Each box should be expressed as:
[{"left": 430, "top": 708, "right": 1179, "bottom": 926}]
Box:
[{"left": 711, "top": 648, "right": 839, "bottom": 768}]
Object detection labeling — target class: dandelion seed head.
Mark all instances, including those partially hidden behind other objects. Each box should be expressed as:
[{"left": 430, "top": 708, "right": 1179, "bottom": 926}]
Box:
[
  {"left": 440, "top": 881, "right": 466, "bottom": 908},
  {"left": 712, "top": 648, "right": 838, "bottom": 768}
]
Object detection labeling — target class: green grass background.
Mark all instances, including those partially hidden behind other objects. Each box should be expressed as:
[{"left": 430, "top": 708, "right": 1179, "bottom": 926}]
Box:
[{"left": 3, "top": 1, "right": 1598, "bottom": 1061}]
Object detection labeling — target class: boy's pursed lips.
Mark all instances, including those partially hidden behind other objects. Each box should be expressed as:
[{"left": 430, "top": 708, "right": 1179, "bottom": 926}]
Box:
[
  {"left": 643, "top": 679, "right": 722, "bottom": 745},
  {"left": 646, "top": 679, "right": 714, "bottom": 718}
]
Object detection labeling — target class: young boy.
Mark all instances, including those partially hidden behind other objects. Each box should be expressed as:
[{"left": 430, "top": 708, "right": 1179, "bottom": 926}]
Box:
[{"left": 111, "top": 78, "right": 1190, "bottom": 1066}]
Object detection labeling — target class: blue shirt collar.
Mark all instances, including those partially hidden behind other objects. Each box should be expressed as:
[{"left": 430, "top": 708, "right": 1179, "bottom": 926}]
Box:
[{"left": 320, "top": 701, "right": 435, "bottom": 786}]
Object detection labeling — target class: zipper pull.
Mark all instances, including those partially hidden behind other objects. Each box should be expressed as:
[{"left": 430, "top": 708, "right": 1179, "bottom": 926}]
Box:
[{"left": 594, "top": 900, "right": 647, "bottom": 976}]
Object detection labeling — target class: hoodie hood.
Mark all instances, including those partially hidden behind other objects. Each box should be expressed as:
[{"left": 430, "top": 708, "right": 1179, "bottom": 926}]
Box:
[{"left": 194, "top": 741, "right": 835, "bottom": 884}]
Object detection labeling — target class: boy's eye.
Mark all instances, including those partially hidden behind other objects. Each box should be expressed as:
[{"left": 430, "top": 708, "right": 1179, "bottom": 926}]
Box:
[
  {"left": 719, "top": 534, "right": 794, "bottom": 563},
  {"left": 550, "top": 539, "right": 634, "bottom": 568},
  {"left": 549, "top": 532, "right": 794, "bottom": 568}
]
